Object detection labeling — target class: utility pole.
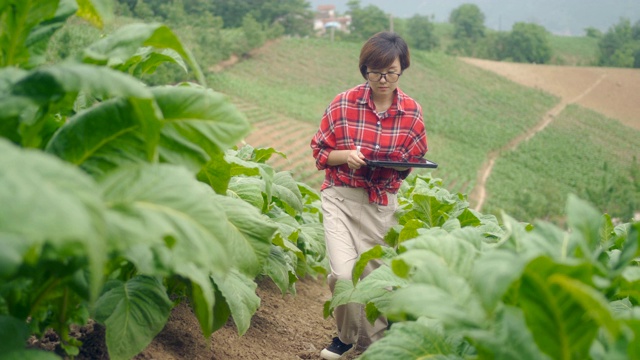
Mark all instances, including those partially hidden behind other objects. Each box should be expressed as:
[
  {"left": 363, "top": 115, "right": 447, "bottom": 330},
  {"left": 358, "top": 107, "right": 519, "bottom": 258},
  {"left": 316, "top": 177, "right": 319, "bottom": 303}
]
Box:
[{"left": 389, "top": 14, "right": 394, "bottom": 33}]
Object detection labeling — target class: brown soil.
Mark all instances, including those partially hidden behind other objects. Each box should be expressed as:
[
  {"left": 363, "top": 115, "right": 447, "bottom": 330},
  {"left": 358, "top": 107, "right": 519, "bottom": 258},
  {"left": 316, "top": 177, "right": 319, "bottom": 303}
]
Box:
[
  {"left": 460, "top": 58, "right": 640, "bottom": 130},
  {"left": 31, "top": 277, "right": 362, "bottom": 360},
  {"left": 137, "top": 277, "right": 352, "bottom": 360}
]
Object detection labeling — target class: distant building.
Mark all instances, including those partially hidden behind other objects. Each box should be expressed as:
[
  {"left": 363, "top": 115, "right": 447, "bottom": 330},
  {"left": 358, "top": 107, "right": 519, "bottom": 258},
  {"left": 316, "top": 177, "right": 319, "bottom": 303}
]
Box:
[{"left": 313, "top": 4, "right": 351, "bottom": 35}]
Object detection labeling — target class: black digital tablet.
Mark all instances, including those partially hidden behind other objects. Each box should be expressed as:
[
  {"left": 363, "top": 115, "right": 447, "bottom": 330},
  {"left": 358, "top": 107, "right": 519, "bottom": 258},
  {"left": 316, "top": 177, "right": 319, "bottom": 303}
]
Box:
[{"left": 364, "top": 157, "right": 438, "bottom": 169}]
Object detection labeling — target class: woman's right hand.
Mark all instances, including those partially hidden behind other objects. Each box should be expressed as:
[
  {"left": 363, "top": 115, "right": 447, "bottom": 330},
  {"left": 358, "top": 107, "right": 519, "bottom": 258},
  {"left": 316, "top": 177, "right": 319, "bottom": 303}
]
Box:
[
  {"left": 347, "top": 149, "right": 366, "bottom": 170},
  {"left": 327, "top": 149, "right": 366, "bottom": 169}
]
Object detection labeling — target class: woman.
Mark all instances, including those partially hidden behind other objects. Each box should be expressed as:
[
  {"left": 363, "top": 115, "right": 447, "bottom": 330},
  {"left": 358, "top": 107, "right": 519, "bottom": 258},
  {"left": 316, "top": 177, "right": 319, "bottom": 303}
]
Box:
[{"left": 310, "top": 31, "right": 428, "bottom": 359}]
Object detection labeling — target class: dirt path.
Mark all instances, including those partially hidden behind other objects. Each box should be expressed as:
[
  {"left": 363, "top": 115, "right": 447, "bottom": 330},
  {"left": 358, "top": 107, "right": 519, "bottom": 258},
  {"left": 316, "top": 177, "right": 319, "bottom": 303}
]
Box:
[
  {"left": 462, "top": 57, "right": 640, "bottom": 211},
  {"left": 469, "top": 72, "right": 606, "bottom": 211}
]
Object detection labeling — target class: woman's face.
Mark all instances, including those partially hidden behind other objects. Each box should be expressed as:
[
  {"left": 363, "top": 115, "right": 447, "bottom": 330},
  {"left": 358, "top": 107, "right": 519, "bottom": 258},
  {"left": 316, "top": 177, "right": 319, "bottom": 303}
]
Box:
[{"left": 366, "top": 58, "right": 401, "bottom": 98}]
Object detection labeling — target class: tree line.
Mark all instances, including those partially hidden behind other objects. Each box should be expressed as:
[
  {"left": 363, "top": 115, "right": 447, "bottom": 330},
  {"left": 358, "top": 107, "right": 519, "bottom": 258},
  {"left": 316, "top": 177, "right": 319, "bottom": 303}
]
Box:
[
  {"left": 344, "top": 1, "right": 639, "bottom": 68},
  {"left": 113, "top": 0, "right": 639, "bottom": 69}
]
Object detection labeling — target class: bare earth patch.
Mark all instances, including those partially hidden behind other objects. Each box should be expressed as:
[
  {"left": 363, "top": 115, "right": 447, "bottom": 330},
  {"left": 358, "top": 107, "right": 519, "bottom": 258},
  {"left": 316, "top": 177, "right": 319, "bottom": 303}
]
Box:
[{"left": 460, "top": 58, "right": 640, "bottom": 130}]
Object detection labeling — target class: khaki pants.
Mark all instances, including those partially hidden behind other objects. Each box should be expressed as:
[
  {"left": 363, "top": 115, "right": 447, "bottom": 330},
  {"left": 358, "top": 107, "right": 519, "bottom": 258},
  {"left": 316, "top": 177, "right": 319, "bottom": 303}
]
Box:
[{"left": 321, "top": 186, "right": 397, "bottom": 347}]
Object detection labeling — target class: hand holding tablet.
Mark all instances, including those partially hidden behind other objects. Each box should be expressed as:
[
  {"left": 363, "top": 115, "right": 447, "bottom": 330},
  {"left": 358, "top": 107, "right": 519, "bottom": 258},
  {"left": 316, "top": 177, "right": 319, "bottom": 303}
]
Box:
[{"left": 364, "top": 156, "right": 438, "bottom": 169}]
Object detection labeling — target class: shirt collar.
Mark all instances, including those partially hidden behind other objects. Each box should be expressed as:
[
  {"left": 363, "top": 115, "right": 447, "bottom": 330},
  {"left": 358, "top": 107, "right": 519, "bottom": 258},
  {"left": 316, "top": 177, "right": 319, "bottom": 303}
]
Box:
[{"left": 358, "top": 82, "right": 406, "bottom": 115}]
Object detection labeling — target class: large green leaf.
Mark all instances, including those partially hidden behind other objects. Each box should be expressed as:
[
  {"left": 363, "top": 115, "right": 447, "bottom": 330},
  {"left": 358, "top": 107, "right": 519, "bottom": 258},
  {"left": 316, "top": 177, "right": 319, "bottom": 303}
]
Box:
[
  {"left": 11, "top": 63, "right": 156, "bottom": 148},
  {"left": 0, "top": 139, "right": 106, "bottom": 299},
  {"left": 75, "top": 0, "right": 112, "bottom": 28},
  {"left": 471, "top": 249, "right": 527, "bottom": 312},
  {"left": 153, "top": 86, "right": 251, "bottom": 169},
  {"left": 197, "top": 151, "right": 232, "bottom": 194},
  {"left": 352, "top": 245, "right": 398, "bottom": 284},
  {"left": 360, "top": 318, "right": 463, "bottom": 360},
  {"left": 125, "top": 48, "right": 188, "bottom": 77},
  {"left": 181, "top": 263, "right": 216, "bottom": 337},
  {"left": 262, "top": 245, "right": 297, "bottom": 294},
  {"left": 0, "top": 315, "right": 30, "bottom": 354},
  {"left": 518, "top": 256, "right": 614, "bottom": 360},
  {"left": 0, "top": 234, "right": 29, "bottom": 278},
  {"left": 403, "top": 193, "right": 455, "bottom": 227},
  {"left": 93, "top": 276, "right": 172, "bottom": 360},
  {"left": 45, "top": 97, "right": 162, "bottom": 175},
  {"left": 401, "top": 230, "right": 478, "bottom": 278},
  {"left": 389, "top": 250, "right": 485, "bottom": 327},
  {"left": 211, "top": 269, "right": 260, "bottom": 336},
  {"left": 296, "top": 222, "right": 325, "bottom": 259},
  {"left": 468, "top": 306, "right": 552, "bottom": 360},
  {"left": 12, "top": 62, "right": 153, "bottom": 105},
  {"left": 0, "top": 0, "right": 58, "bottom": 67},
  {"left": 25, "top": 0, "right": 78, "bottom": 68},
  {"left": 610, "top": 221, "right": 639, "bottom": 276},
  {"left": 566, "top": 194, "right": 604, "bottom": 259},
  {"left": 214, "top": 195, "right": 277, "bottom": 277},
  {"left": 100, "top": 164, "right": 227, "bottom": 338},
  {"left": 100, "top": 164, "right": 231, "bottom": 277},
  {"left": 324, "top": 278, "right": 388, "bottom": 319},
  {"left": 272, "top": 171, "right": 303, "bottom": 214},
  {"left": 83, "top": 23, "right": 202, "bottom": 83},
  {"left": 226, "top": 176, "right": 265, "bottom": 210},
  {"left": 325, "top": 266, "right": 406, "bottom": 318}
]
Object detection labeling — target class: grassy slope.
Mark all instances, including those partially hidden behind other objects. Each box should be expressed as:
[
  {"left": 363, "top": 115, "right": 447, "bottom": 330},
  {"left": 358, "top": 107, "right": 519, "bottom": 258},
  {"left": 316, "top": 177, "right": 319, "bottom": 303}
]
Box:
[
  {"left": 210, "top": 38, "right": 556, "bottom": 192},
  {"left": 210, "top": 38, "right": 639, "bottom": 221},
  {"left": 487, "top": 105, "right": 640, "bottom": 221},
  {"left": 549, "top": 35, "right": 599, "bottom": 66}
]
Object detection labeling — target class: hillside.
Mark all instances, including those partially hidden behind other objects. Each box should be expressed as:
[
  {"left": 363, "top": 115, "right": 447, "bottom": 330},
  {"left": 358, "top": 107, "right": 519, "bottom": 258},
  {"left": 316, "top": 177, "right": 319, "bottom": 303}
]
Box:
[{"left": 211, "top": 38, "right": 640, "bottom": 222}]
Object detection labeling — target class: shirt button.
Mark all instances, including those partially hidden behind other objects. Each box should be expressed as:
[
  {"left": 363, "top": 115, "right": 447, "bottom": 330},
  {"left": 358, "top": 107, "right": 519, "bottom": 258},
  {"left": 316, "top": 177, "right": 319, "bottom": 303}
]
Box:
[
  {"left": 375, "top": 145, "right": 380, "bottom": 149},
  {"left": 377, "top": 121, "right": 381, "bottom": 126}
]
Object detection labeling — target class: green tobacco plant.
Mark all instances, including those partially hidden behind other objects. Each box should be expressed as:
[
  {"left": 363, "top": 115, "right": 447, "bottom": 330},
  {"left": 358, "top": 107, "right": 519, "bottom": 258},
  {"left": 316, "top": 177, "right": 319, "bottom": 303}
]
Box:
[
  {"left": 325, "top": 174, "right": 640, "bottom": 360},
  {"left": 0, "top": 1, "right": 326, "bottom": 359},
  {"left": 0, "top": 139, "right": 106, "bottom": 358}
]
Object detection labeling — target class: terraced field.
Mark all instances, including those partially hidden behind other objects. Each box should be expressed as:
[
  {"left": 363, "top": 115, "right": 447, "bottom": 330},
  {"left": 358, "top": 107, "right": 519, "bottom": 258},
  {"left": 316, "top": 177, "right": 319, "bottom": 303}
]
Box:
[{"left": 235, "top": 98, "right": 324, "bottom": 188}]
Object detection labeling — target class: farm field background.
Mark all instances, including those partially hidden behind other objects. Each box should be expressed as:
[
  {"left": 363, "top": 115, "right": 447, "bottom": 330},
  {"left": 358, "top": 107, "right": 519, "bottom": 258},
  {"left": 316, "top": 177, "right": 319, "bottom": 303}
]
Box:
[
  {"left": 136, "top": 36, "right": 640, "bottom": 358},
  {"left": 5, "top": 4, "right": 639, "bottom": 358},
  {"left": 213, "top": 38, "right": 640, "bottom": 222}
]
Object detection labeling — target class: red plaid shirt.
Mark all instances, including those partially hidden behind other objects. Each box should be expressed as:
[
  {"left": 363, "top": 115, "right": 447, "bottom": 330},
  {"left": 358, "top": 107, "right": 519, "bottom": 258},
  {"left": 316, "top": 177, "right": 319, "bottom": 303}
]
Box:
[{"left": 310, "top": 83, "right": 428, "bottom": 205}]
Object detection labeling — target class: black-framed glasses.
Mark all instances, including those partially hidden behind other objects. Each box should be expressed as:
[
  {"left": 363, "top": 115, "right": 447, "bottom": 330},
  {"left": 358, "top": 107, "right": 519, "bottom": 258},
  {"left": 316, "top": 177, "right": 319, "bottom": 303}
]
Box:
[{"left": 366, "top": 72, "right": 401, "bottom": 83}]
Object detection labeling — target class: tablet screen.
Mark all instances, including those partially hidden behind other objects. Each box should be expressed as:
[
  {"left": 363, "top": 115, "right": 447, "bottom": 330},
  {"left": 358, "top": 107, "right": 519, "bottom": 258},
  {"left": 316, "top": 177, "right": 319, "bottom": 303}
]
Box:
[{"left": 364, "top": 156, "right": 438, "bottom": 168}]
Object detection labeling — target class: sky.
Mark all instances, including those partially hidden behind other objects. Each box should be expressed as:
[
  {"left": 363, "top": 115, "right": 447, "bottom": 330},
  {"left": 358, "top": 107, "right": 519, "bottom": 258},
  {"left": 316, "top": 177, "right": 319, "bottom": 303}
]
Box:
[{"left": 308, "top": 0, "right": 640, "bottom": 36}]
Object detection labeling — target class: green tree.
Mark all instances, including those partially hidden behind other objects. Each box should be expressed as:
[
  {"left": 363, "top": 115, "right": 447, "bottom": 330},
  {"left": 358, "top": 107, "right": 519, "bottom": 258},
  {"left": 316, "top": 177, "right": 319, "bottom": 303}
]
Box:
[
  {"left": 161, "top": 0, "right": 188, "bottom": 26},
  {"left": 133, "top": 0, "right": 156, "bottom": 21},
  {"left": 449, "top": 3, "right": 485, "bottom": 41},
  {"left": 242, "top": 14, "right": 266, "bottom": 51},
  {"left": 347, "top": 0, "right": 389, "bottom": 41},
  {"left": 448, "top": 3, "right": 485, "bottom": 56},
  {"left": 505, "top": 22, "right": 552, "bottom": 63},
  {"left": 254, "top": 0, "right": 313, "bottom": 37},
  {"left": 585, "top": 26, "right": 602, "bottom": 38},
  {"left": 405, "top": 14, "right": 439, "bottom": 51},
  {"left": 598, "top": 18, "right": 640, "bottom": 68},
  {"left": 211, "top": 0, "right": 312, "bottom": 36}
]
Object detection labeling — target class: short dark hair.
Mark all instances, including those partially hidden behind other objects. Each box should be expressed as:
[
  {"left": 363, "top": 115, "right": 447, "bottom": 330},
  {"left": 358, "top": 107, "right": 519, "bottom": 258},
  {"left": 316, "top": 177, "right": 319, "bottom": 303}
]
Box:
[{"left": 359, "top": 32, "right": 410, "bottom": 79}]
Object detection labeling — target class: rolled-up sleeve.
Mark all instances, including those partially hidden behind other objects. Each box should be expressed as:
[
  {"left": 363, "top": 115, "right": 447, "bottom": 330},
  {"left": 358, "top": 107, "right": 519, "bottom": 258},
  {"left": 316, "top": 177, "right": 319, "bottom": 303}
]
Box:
[
  {"left": 407, "top": 108, "right": 428, "bottom": 158},
  {"left": 310, "top": 109, "right": 336, "bottom": 170}
]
